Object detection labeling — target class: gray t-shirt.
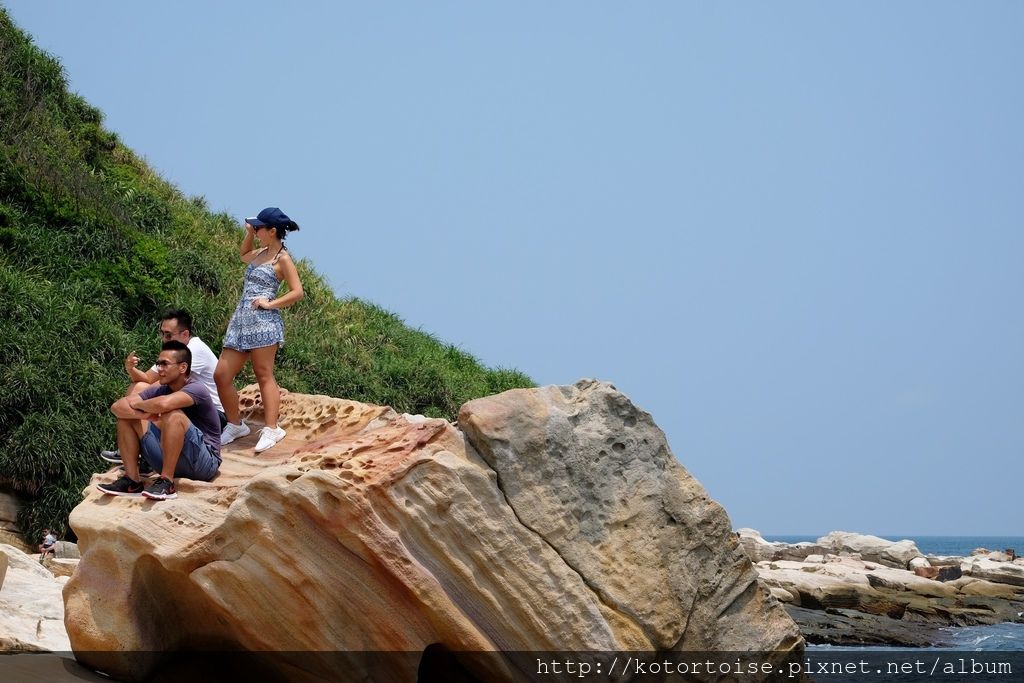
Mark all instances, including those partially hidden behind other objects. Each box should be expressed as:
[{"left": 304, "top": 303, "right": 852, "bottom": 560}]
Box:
[{"left": 140, "top": 377, "right": 222, "bottom": 458}]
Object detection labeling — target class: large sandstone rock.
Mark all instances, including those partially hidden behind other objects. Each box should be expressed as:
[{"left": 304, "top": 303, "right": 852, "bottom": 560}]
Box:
[
  {"left": 65, "top": 381, "right": 802, "bottom": 681},
  {"left": 0, "top": 544, "right": 70, "bottom": 652},
  {"left": 816, "top": 531, "right": 922, "bottom": 568},
  {"left": 459, "top": 381, "right": 800, "bottom": 653}
]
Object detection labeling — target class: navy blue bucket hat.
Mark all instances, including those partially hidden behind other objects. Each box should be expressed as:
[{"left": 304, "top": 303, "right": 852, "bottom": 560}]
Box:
[{"left": 246, "top": 207, "right": 299, "bottom": 231}]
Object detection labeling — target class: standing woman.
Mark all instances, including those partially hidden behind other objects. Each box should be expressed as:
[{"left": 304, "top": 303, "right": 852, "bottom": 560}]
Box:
[{"left": 216, "top": 207, "right": 304, "bottom": 452}]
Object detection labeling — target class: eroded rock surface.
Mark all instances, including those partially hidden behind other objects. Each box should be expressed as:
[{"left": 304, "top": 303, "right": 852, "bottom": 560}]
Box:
[
  {"left": 459, "top": 381, "right": 800, "bottom": 653},
  {"left": 66, "top": 381, "right": 802, "bottom": 681}
]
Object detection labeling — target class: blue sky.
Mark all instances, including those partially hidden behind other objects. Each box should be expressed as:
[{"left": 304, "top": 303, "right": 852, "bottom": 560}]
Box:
[{"left": 6, "top": 2, "right": 1021, "bottom": 535}]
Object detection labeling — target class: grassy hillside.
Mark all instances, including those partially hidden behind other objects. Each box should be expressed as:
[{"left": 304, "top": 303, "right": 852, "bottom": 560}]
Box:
[{"left": 0, "top": 9, "right": 533, "bottom": 542}]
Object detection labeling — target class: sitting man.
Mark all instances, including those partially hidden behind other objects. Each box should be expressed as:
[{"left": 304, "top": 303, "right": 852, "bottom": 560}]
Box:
[
  {"left": 98, "top": 340, "right": 222, "bottom": 500},
  {"left": 100, "top": 308, "right": 226, "bottom": 465}
]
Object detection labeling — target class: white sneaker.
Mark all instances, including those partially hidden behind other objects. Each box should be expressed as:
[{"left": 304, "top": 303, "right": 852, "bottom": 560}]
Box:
[
  {"left": 254, "top": 426, "right": 286, "bottom": 453},
  {"left": 220, "top": 421, "right": 250, "bottom": 445}
]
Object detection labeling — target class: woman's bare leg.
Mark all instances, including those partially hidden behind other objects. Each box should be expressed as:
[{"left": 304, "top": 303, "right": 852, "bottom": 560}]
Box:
[
  {"left": 214, "top": 348, "right": 250, "bottom": 424},
  {"left": 250, "top": 344, "right": 281, "bottom": 428}
]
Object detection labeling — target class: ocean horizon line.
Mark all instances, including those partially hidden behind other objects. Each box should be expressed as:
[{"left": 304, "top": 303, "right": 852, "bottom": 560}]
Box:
[{"left": 758, "top": 533, "right": 1023, "bottom": 539}]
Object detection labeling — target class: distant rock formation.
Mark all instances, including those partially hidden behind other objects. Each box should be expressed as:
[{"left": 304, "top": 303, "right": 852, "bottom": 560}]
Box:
[
  {"left": 736, "top": 529, "right": 922, "bottom": 568},
  {"left": 737, "top": 529, "right": 1024, "bottom": 646},
  {"left": 962, "top": 556, "right": 1024, "bottom": 587},
  {"left": 65, "top": 381, "right": 802, "bottom": 681},
  {"left": 816, "top": 531, "right": 922, "bottom": 568}
]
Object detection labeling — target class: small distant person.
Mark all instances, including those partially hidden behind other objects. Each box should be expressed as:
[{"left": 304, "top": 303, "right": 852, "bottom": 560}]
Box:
[
  {"left": 101, "top": 309, "right": 226, "bottom": 464},
  {"left": 215, "top": 208, "right": 304, "bottom": 454},
  {"left": 98, "top": 340, "right": 222, "bottom": 500},
  {"left": 38, "top": 528, "right": 56, "bottom": 563}
]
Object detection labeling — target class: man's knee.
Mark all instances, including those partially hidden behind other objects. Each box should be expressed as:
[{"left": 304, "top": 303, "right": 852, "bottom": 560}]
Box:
[
  {"left": 155, "top": 410, "right": 190, "bottom": 430},
  {"left": 128, "top": 381, "right": 151, "bottom": 395}
]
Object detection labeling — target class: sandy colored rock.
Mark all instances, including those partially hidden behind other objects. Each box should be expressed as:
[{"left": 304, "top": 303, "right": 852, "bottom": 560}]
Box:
[
  {"left": 66, "top": 382, "right": 802, "bottom": 681},
  {"left": 953, "top": 578, "right": 1023, "bottom": 599},
  {"left": 962, "top": 557, "right": 1024, "bottom": 587},
  {"left": 0, "top": 544, "right": 70, "bottom": 652},
  {"left": 43, "top": 558, "right": 78, "bottom": 579},
  {"left": 459, "top": 380, "right": 802, "bottom": 654}
]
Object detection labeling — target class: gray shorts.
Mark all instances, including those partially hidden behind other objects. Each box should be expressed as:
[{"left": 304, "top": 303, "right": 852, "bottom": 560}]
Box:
[{"left": 141, "top": 423, "right": 221, "bottom": 481}]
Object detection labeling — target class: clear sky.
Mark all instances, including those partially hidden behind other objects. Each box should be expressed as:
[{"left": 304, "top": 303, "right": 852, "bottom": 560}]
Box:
[{"left": 6, "top": 2, "right": 1021, "bottom": 536}]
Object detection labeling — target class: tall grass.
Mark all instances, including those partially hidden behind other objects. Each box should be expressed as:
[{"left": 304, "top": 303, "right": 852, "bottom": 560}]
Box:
[{"left": 0, "top": 9, "right": 533, "bottom": 542}]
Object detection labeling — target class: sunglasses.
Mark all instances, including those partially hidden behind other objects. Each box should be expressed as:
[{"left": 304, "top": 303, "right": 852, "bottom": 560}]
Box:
[{"left": 154, "top": 360, "right": 185, "bottom": 369}]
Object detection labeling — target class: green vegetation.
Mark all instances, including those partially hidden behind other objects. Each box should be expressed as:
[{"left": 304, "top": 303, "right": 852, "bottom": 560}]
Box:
[{"left": 0, "top": 10, "right": 533, "bottom": 543}]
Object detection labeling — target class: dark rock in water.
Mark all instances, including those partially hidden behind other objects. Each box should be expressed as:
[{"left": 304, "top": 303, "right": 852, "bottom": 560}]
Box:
[{"left": 785, "top": 606, "right": 954, "bottom": 648}]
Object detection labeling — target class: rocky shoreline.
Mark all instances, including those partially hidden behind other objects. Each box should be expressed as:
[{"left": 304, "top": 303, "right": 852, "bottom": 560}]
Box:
[{"left": 739, "top": 529, "right": 1024, "bottom": 647}]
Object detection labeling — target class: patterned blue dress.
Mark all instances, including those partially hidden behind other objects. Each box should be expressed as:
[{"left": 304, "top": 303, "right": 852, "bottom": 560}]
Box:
[{"left": 223, "top": 253, "right": 286, "bottom": 351}]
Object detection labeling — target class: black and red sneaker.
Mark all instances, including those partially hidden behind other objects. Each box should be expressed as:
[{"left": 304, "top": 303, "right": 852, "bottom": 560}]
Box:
[
  {"left": 97, "top": 476, "right": 144, "bottom": 497},
  {"left": 142, "top": 476, "right": 177, "bottom": 500}
]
